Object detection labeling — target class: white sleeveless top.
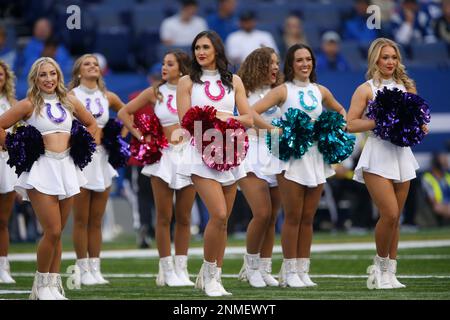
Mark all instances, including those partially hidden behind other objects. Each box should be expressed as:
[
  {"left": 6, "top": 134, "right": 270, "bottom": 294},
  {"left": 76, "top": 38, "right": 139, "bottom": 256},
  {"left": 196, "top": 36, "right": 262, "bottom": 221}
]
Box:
[
  {"left": 191, "top": 69, "right": 235, "bottom": 114},
  {"left": 367, "top": 78, "right": 407, "bottom": 100},
  {"left": 73, "top": 85, "right": 109, "bottom": 128},
  {"left": 248, "top": 86, "right": 281, "bottom": 124},
  {"left": 154, "top": 83, "right": 179, "bottom": 127},
  {"left": 280, "top": 80, "right": 323, "bottom": 121},
  {"left": 26, "top": 93, "right": 73, "bottom": 135},
  {"left": 0, "top": 94, "right": 13, "bottom": 133}
]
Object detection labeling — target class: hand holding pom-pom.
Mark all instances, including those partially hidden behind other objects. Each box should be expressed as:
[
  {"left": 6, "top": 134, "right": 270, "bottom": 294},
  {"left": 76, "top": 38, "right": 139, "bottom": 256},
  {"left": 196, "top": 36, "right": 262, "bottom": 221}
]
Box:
[{"left": 367, "top": 87, "right": 431, "bottom": 147}]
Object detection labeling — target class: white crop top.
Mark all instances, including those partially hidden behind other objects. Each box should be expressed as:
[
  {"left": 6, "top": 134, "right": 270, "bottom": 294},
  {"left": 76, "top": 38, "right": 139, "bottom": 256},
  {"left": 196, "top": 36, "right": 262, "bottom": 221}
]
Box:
[
  {"left": 248, "top": 86, "right": 281, "bottom": 124},
  {"left": 280, "top": 80, "right": 323, "bottom": 121},
  {"left": 0, "top": 94, "right": 13, "bottom": 133},
  {"left": 191, "top": 69, "right": 235, "bottom": 114},
  {"left": 367, "top": 78, "right": 406, "bottom": 100},
  {"left": 72, "top": 85, "right": 110, "bottom": 128},
  {"left": 154, "top": 83, "right": 179, "bottom": 127},
  {"left": 26, "top": 93, "right": 73, "bottom": 135}
]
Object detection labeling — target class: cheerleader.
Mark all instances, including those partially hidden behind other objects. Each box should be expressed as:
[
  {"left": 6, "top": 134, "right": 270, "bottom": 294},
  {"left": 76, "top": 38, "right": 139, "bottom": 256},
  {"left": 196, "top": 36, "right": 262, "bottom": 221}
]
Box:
[
  {"left": 0, "top": 60, "right": 17, "bottom": 284},
  {"left": 0, "top": 57, "right": 97, "bottom": 299},
  {"left": 252, "top": 44, "right": 346, "bottom": 287},
  {"left": 177, "top": 30, "right": 253, "bottom": 296},
  {"left": 68, "top": 54, "right": 125, "bottom": 286},
  {"left": 347, "top": 38, "right": 429, "bottom": 289},
  {"left": 118, "top": 50, "right": 196, "bottom": 287},
  {"left": 236, "top": 48, "right": 282, "bottom": 288}
]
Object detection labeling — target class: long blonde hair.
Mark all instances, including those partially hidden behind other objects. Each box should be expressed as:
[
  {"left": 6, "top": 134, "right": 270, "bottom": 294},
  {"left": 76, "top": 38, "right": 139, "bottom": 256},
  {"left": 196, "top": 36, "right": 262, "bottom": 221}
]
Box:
[
  {"left": 366, "top": 38, "right": 415, "bottom": 91},
  {"left": 68, "top": 54, "right": 107, "bottom": 94},
  {"left": 27, "top": 57, "right": 73, "bottom": 114},
  {"left": 0, "top": 59, "right": 16, "bottom": 106}
]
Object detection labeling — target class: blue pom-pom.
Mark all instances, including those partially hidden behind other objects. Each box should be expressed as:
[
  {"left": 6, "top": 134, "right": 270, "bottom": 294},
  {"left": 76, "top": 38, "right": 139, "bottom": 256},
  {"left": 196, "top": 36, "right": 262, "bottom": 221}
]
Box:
[
  {"left": 266, "top": 108, "right": 314, "bottom": 161},
  {"left": 70, "top": 120, "right": 96, "bottom": 170},
  {"left": 313, "top": 111, "right": 356, "bottom": 164},
  {"left": 102, "top": 119, "right": 130, "bottom": 169},
  {"left": 367, "top": 87, "right": 431, "bottom": 147},
  {"left": 5, "top": 126, "right": 45, "bottom": 176}
]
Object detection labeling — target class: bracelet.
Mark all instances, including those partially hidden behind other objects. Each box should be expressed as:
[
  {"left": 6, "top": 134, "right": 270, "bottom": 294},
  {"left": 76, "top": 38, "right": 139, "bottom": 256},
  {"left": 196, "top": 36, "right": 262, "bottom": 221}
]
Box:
[{"left": 139, "top": 135, "right": 145, "bottom": 142}]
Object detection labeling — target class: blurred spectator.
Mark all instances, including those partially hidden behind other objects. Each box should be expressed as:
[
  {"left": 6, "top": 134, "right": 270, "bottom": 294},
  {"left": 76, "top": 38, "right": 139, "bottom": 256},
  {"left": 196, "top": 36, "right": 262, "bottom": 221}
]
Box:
[
  {"left": 206, "top": 0, "right": 239, "bottom": 42},
  {"left": 433, "top": 0, "right": 450, "bottom": 44},
  {"left": 391, "top": 0, "right": 436, "bottom": 46},
  {"left": 343, "top": 0, "right": 379, "bottom": 46},
  {"left": 421, "top": 152, "right": 450, "bottom": 225},
  {"left": 159, "top": 0, "right": 208, "bottom": 46},
  {"left": 21, "top": 18, "right": 73, "bottom": 77},
  {"left": 0, "top": 25, "right": 16, "bottom": 70},
  {"left": 225, "top": 10, "right": 279, "bottom": 65},
  {"left": 281, "top": 14, "right": 308, "bottom": 56},
  {"left": 316, "top": 31, "right": 350, "bottom": 72}
]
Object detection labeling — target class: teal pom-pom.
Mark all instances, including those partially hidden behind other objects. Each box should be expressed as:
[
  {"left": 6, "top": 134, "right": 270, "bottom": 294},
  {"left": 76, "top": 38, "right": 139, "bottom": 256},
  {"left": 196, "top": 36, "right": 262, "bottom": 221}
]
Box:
[
  {"left": 266, "top": 108, "right": 314, "bottom": 161},
  {"left": 313, "top": 111, "right": 355, "bottom": 164}
]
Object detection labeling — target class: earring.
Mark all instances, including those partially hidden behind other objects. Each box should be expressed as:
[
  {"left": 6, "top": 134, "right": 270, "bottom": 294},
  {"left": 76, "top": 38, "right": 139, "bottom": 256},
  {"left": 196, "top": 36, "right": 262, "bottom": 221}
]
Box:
[
  {"left": 179, "top": 72, "right": 183, "bottom": 76},
  {"left": 78, "top": 74, "right": 81, "bottom": 78}
]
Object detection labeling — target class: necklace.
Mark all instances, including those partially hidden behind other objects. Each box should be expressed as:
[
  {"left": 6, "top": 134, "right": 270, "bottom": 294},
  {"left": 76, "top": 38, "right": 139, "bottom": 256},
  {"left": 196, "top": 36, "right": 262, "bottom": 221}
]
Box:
[
  {"left": 86, "top": 97, "right": 104, "bottom": 118},
  {"left": 45, "top": 102, "right": 67, "bottom": 123},
  {"left": 204, "top": 80, "right": 225, "bottom": 101}
]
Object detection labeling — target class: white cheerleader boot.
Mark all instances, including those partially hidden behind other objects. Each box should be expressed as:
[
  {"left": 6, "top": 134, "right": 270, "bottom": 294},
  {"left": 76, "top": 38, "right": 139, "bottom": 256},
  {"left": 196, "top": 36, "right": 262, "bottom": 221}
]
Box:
[
  {"left": 195, "top": 260, "right": 222, "bottom": 297},
  {"left": 0, "top": 256, "right": 16, "bottom": 283},
  {"left": 243, "top": 253, "right": 266, "bottom": 288},
  {"left": 279, "top": 258, "right": 306, "bottom": 288},
  {"left": 89, "top": 258, "right": 109, "bottom": 284},
  {"left": 29, "top": 272, "right": 55, "bottom": 300},
  {"left": 388, "top": 259, "right": 406, "bottom": 288},
  {"left": 216, "top": 267, "right": 232, "bottom": 296},
  {"left": 367, "top": 255, "right": 393, "bottom": 290},
  {"left": 156, "top": 256, "right": 184, "bottom": 287},
  {"left": 49, "top": 273, "right": 68, "bottom": 300},
  {"left": 76, "top": 258, "right": 98, "bottom": 285},
  {"left": 260, "top": 258, "right": 279, "bottom": 286},
  {"left": 297, "top": 258, "right": 317, "bottom": 287},
  {"left": 174, "top": 255, "right": 195, "bottom": 286}
]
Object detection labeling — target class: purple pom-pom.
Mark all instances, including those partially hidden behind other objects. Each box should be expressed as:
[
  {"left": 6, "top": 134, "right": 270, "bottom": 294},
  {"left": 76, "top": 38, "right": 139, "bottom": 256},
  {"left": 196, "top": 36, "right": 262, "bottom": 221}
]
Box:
[
  {"left": 5, "top": 126, "right": 45, "bottom": 176},
  {"left": 367, "top": 87, "right": 431, "bottom": 147},
  {"left": 70, "top": 120, "right": 96, "bottom": 170},
  {"left": 102, "top": 119, "right": 130, "bottom": 169}
]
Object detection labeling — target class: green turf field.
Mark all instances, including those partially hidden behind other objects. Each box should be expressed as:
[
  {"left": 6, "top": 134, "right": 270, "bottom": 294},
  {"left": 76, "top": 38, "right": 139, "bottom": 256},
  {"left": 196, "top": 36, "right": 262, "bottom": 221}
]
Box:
[{"left": 2, "top": 228, "right": 450, "bottom": 300}]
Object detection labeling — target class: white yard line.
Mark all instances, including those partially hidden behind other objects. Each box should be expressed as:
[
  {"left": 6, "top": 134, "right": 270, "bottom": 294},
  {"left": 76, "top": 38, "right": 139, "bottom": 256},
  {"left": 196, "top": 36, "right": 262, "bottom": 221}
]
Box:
[
  {"left": 9, "top": 272, "right": 450, "bottom": 279},
  {"left": 8, "top": 239, "right": 450, "bottom": 262}
]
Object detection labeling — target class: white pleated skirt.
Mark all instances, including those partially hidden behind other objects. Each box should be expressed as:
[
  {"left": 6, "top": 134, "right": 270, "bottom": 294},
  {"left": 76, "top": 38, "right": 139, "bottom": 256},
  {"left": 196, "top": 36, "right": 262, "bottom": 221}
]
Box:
[
  {"left": 353, "top": 135, "right": 419, "bottom": 184},
  {"left": 242, "top": 135, "right": 278, "bottom": 187},
  {"left": 0, "top": 151, "right": 18, "bottom": 193},
  {"left": 15, "top": 149, "right": 88, "bottom": 201},
  {"left": 142, "top": 142, "right": 192, "bottom": 190},
  {"left": 177, "top": 142, "right": 246, "bottom": 186},
  {"left": 262, "top": 143, "right": 335, "bottom": 188},
  {"left": 82, "top": 145, "right": 118, "bottom": 192}
]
